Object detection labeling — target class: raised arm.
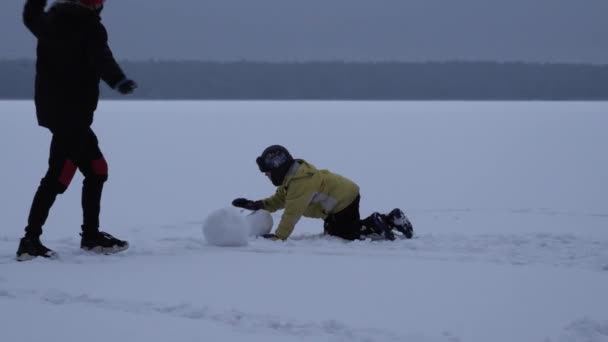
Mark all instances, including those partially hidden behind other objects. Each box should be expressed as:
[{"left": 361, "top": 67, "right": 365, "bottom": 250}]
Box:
[{"left": 23, "top": 0, "right": 48, "bottom": 38}]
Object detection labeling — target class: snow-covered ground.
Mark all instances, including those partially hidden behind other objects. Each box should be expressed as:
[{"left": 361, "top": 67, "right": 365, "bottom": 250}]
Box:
[{"left": 1, "top": 100, "right": 607, "bottom": 342}]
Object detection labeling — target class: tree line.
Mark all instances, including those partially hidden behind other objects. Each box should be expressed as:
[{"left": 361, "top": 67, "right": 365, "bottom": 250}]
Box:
[{"left": 2, "top": 60, "right": 607, "bottom": 100}]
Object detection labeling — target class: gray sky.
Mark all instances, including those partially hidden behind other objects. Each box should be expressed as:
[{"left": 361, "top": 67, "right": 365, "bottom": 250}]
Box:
[{"left": 2, "top": 0, "right": 607, "bottom": 63}]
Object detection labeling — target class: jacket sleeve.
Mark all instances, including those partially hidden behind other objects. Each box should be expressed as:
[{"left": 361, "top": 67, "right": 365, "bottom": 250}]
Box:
[
  {"left": 273, "top": 179, "right": 316, "bottom": 240},
  {"left": 86, "top": 22, "right": 127, "bottom": 88},
  {"left": 262, "top": 188, "right": 286, "bottom": 213},
  {"left": 23, "top": 0, "right": 48, "bottom": 38}
]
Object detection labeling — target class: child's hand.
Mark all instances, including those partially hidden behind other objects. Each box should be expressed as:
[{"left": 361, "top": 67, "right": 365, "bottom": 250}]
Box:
[{"left": 232, "top": 198, "right": 263, "bottom": 211}]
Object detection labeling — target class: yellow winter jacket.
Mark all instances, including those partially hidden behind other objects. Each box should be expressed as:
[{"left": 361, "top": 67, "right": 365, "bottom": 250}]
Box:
[{"left": 262, "top": 159, "right": 360, "bottom": 240}]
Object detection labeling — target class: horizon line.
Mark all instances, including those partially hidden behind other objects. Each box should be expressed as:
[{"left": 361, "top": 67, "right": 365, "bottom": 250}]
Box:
[{"left": 1, "top": 58, "right": 607, "bottom": 67}]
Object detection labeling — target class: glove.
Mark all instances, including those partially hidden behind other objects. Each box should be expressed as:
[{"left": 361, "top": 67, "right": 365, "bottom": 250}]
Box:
[
  {"left": 115, "top": 79, "right": 137, "bottom": 95},
  {"left": 262, "top": 233, "right": 280, "bottom": 241},
  {"left": 232, "top": 198, "right": 263, "bottom": 211}
]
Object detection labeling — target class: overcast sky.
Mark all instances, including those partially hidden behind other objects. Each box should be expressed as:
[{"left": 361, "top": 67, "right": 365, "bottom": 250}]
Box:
[{"left": 2, "top": 0, "right": 607, "bottom": 63}]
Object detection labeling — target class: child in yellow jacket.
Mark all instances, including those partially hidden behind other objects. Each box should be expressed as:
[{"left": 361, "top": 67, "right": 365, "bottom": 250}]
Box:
[{"left": 232, "top": 145, "right": 413, "bottom": 241}]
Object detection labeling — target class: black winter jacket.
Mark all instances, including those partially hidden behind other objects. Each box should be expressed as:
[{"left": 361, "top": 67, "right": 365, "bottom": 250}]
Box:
[{"left": 23, "top": 0, "right": 126, "bottom": 130}]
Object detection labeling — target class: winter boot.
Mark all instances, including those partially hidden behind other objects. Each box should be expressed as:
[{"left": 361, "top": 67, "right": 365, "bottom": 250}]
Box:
[
  {"left": 361, "top": 212, "right": 395, "bottom": 241},
  {"left": 386, "top": 208, "right": 414, "bottom": 239},
  {"left": 80, "top": 230, "right": 129, "bottom": 254},
  {"left": 16, "top": 235, "right": 57, "bottom": 261}
]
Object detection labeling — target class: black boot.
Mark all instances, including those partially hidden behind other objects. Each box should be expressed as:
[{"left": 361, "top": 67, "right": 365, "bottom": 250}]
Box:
[
  {"left": 361, "top": 212, "right": 395, "bottom": 241},
  {"left": 386, "top": 208, "right": 414, "bottom": 239},
  {"left": 16, "top": 235, "right": 57, "bottom": 261},
  {"left": 80, "top": 230, "right": 129, "bottom": 254}
]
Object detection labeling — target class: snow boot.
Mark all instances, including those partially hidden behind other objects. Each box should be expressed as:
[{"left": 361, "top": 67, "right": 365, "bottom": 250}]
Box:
[
  {"left": 16, "top": 235, "right": 57, "bottom": 261},
  {"left": 81, "top": 231, "right": 129, "bottom": 254},
  {"left": 386, "top": 208, "right": 414, "bottom": 239},
  {"left": 361, "top": 212, "right": 395, "bottom": 241}
]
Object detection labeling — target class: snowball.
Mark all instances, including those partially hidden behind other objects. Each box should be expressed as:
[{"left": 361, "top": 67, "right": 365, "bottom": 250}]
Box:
[
  {"left": 202, "top": 207, "right": 249, "bottom": 247},
  {"left": 245, "top": 210, "right": 274, "bottom": 236}
]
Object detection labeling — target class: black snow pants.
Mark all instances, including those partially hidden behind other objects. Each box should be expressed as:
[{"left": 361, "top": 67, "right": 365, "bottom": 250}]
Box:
[
  {"left": 324, "top": 195, "right": 362, "bottom": 241},
  {"left": 25, "top": 128, "right": 108, "bottom": 237}
]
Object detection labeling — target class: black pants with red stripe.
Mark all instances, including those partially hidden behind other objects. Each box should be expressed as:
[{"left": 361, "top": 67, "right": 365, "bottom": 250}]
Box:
[{"left": 25, "top": 128, "right": 108, "bottom": 238}]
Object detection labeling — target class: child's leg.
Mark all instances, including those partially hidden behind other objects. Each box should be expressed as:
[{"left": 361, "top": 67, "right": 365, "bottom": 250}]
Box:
[{"left": 323, "top": 195, "right": 361, "bottom": 241}]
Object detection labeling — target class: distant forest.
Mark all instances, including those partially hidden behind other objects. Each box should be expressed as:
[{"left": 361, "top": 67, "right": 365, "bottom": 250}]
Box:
[{"left": 2, "top": 60, "right": 607, "bottom": 100}]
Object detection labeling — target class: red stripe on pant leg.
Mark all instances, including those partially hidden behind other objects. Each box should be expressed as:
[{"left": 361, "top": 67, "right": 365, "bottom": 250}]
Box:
[
  {"left": 58, "top": 160, "right": 77, "bottom": 187},
  {"left": 91, "top": 157, "right": 108, "bottom": 175}
]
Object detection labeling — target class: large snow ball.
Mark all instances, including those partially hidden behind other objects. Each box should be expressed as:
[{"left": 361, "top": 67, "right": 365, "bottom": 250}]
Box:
[
  {"left": 245, "top": 210, "right": 273, "bottom": 236},
  {"left": 202, "top": 207, "right": 249, "bottom": 247}
]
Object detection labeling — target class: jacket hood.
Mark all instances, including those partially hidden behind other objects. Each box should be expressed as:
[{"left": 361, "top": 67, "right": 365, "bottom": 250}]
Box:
[{"left": 281, "top": 159, "right": 317, "bottom": 185}]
